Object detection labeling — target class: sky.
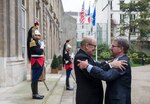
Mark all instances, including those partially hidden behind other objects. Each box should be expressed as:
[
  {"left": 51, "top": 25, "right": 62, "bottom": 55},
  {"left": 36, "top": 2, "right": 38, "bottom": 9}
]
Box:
[{"left": 62, "top": 0, "right": 95, "bottom": 12}]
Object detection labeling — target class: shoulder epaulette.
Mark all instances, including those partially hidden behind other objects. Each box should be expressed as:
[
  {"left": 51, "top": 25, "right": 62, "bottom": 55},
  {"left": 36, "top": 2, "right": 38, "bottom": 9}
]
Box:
[{"left": 30, "top": 40, "right": 37, "bottom": 47}]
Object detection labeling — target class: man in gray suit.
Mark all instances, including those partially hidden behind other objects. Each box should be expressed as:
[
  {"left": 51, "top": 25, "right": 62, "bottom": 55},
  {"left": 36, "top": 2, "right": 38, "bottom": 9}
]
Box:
[{"left": 78, "top": 38, "right": 131, "bottom": 104}]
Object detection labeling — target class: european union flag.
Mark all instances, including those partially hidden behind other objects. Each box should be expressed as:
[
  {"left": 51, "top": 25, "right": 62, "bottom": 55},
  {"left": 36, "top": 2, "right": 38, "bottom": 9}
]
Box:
[{"left": 92, "top": 7, "right": 96, "bottom": 26}]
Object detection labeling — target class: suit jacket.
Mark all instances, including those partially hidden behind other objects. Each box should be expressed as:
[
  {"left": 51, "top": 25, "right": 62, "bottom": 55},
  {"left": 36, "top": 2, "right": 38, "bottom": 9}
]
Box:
[
  {"left": 90, "top": 55, "right": 131, "bottom": 104},
  {"left": 74, "top": 49, "right": 111, "bottom": 104}
]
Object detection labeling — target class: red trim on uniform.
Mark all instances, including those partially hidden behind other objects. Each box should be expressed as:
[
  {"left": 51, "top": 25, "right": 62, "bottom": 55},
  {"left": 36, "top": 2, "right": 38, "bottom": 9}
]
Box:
[
  {"left": 64, "top": 64, "right": 73, "bottom": 70},
  {"left": 37, "top": 57, "right": 45, "bottom": 67},
  {"left": 31, "top": 58, "right": 36, "bottom": 66},
  {"left": 31, "top": 57, "right": 45, "bottom": 67}
]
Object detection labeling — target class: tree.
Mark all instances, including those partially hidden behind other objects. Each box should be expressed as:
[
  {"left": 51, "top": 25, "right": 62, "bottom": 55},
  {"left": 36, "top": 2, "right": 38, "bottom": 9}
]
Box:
[
  {"left": 51, "top": 54, "right": 59, "bottom": 69},
  {"left": 97, "top": 43, "right": 111, "bottom": 61},
  {"left": 120, "top": 0, "right": 150, "bottom": 41}
]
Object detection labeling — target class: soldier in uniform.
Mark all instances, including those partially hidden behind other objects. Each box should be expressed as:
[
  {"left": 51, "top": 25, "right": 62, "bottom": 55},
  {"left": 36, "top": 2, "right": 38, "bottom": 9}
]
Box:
[
  {"left": 64, "top": 44, "right": 74, "bottom": 90},
  {"left": 62, "top": 39, "right": 70, "bottom": 67},
  {"left": 27, "top": 21, "right": 39, "bottom": 61},
  {"left": 27, "top": 29, "right": 45, "bottom": 99}
]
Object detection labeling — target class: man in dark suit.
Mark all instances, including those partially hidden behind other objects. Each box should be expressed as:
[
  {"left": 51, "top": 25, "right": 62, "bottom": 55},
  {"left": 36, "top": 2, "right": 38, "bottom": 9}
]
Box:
[
  {"left": 78, "top": 38, "right": 131, "bottom": 104},
  {"left": 74, "top": 36, "right": 126, "bottom": 104}
]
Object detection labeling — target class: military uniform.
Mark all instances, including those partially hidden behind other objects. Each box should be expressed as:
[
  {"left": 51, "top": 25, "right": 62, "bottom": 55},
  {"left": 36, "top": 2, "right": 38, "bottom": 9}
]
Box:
[
  {"left": 27, "top": 28, "right": 45, "bottom": 99},
  {"left": 64, "top": 44, "right": 73, "bottom": 90},
  {"left": 30, "top": 38, "right": 45, "bottom": 99}
]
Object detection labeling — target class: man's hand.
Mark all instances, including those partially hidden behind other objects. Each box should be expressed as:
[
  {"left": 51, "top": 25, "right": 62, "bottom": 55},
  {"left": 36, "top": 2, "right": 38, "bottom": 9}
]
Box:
[
  {"left": 77, "top": 60, "right": 89, "bottom": 70},
  {"left": 110, "top": 59, "right": 127, "bottom": 71}
]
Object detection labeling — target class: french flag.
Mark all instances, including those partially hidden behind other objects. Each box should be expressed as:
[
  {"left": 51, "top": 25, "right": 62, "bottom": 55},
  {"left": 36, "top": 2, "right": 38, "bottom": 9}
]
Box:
[{"left": 87, "top": 5, "right": 90, "bottom": 23}]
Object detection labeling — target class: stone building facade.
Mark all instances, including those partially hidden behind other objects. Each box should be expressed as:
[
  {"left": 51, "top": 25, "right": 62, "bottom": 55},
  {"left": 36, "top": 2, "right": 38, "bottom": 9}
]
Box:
[
  {"left": 0, "top": 0, "right": 68, "bottom": 87},
  {"left": 61, "top": 13, "right": 77, "bottom": 54}
]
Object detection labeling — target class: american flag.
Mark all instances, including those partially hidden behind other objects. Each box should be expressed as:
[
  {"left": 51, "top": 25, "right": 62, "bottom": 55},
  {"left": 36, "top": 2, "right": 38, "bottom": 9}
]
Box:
[{"left": 80, "top": 2, "right": 85, "bottom": 24}]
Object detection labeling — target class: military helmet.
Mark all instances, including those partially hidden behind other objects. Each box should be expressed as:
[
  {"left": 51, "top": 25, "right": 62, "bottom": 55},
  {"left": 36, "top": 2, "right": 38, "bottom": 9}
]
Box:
[{"left": 34, "top": 29, "right": 41, "bottom": 35}]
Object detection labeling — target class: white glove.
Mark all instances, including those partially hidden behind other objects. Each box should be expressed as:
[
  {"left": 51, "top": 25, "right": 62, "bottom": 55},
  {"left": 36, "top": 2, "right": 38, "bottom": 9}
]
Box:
[
  {"left": 39, "top": 40, "right": 45, "bottom": 49},
  {"left": 65, "top": 60, "right": 69, "bottom": 64}
]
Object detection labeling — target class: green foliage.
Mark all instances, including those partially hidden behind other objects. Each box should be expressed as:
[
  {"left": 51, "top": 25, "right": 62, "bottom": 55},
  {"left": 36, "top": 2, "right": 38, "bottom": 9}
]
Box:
[
  {"left": 147, "top": 55, "right": 150, "bottom": 58},
  {"left": 132, "top": 53, "right": 138, "bottom": 58},
  {"left": 99, "top": 51, "right": 111, "bottom": 60},
  {"left": 51, "top": 54, "right": 59, "bottom": 69},
  {"left": 120, "top": 0, "right": 150, "bottom": 41},
  {"left": 145, "top": 58, "right": 150, "bottom": 64},
  {"left": 97, "top": 43, "right": 111, "bottom": 61},
  {"left": 97, "top": 43, "right": 109, "bottom": 52},
  {"left": 130, "top": 58, "right": 150, "bottom": 65},
  {"left": 57, "top": 55, "right": 63, "bottom": 65},
  {"left": 131, "top": 58, "right": 142, "bottom": 64},
  {"left": 96, "top": 43, "right": 150, "bottom": 66},
  {"left": 128, "top": 47, "right": 150, "bottom": 65},
  {"left": 137, "top": 52, "right": 147, "bottom": 58}
]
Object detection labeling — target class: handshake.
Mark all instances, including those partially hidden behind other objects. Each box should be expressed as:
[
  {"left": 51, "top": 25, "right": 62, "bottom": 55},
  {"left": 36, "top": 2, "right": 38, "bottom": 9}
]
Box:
[{"left": 38, "top": 40, "right": 45, "bottom": 49}]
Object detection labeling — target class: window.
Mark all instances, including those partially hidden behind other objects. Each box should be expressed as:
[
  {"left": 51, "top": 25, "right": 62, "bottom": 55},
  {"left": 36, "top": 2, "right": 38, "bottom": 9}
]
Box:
[
  {"left": 35, "top": 1, "right": 40, "bottom": 19},
  {"left": 88, "top": 31, "right": 90, "bottom": 35},
  {"left": 22, "top": 0, "right": 25, "bottom": 6},
  {"left": 82, "top": 33, "right": 84, "bottom": 38},
  {"left": 120, "top": 0, "right": 125, "bottom": 10},
  {"left": 130, "top": 27, "right": 135, "bottom": 33},
  {"left": 110, "top": 1, "right": 112, "bottom": 10},
  {"left": 130, "top": 14, "right": 135, "bottom": 20},
  {"left": 120, "top": 14, "right": 125, "bottom": 23},
  {"left": 82, "top": 25, "right": 84, "bottom": 29},
  {"left": 120, "top": 28, "right": 125, "bottom": 36}
]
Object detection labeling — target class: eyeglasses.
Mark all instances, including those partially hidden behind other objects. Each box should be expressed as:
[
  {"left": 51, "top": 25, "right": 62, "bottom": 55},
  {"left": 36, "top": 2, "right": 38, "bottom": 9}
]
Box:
[
  {"left": 88, "top": 44, "right": 96, "bottom": 48},
  {"left": 111, "top": 45, "right": 120, "bottom": 48}
]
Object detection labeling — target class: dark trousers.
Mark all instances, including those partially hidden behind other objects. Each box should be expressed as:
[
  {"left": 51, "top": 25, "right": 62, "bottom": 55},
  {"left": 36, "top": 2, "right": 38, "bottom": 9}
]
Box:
[
  {"left": 31, "top": 67, "right": 43, "bottom": 95},
  {"left": 66, "top": 68, "right": 72, "bottom": 88}
]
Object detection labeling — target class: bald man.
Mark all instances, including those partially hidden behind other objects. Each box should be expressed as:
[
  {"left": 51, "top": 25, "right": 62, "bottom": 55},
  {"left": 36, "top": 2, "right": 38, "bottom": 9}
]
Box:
[
  {"left": 74, "top": 36, "right": 126, "bottom": 104},
  {"left": 74, "top": 36, "right": 106, "bottom": 104},
  {"left": 78, "top": 38, "right": 131, "bottom": 104}
]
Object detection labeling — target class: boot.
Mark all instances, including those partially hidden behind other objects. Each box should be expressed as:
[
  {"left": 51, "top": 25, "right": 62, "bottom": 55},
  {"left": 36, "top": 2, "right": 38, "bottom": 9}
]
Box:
[
  {"left": 66, "top": 78, "right": 73, "bottom": 91},
  {"left": 32, "top": 94, "right": 44, "bottom": 99},
  {"left": 31, "top": 82, "right": 44, "bottom": 99}
]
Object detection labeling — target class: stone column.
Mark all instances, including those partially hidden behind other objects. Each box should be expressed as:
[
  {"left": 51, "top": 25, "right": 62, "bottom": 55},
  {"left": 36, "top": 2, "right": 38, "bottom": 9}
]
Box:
[
  {"left": 8, "top": 0, "right": 16, "bottom": 57},
  {"left": 16, "top": 0, "right": 22, "bottom": 58}
]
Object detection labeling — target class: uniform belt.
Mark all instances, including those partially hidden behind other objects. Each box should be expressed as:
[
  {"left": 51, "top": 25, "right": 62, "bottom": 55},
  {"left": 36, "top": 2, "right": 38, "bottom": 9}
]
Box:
[{"left": 31, "top": 55, "right": 44, "bottom": 57}]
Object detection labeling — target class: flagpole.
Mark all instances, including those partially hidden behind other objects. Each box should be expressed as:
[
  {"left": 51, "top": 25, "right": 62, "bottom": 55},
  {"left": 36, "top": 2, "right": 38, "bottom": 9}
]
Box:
[
  {"left": 92, "top": 4, "right": 97, "bottom": 61},
  {"left": 88, "top": 1, "right": 91, "bottom": 36},
  {"left": 84, "top": 0, "right": 86, "bottom": 37}
]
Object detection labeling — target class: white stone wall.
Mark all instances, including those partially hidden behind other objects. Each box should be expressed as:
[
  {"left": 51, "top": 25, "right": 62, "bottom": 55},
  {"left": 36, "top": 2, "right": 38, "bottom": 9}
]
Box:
[
  {"left": 96, "top": 0, "right": 140, "bottom": 43},
  {"left": 0, "top": 0, "right": 65, "bottom": 87}
]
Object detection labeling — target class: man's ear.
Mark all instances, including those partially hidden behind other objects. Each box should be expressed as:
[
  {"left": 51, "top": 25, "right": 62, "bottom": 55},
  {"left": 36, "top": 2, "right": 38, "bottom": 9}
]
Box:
[{"left": 84, "top": 43, "right": 89, "bottom": 50}]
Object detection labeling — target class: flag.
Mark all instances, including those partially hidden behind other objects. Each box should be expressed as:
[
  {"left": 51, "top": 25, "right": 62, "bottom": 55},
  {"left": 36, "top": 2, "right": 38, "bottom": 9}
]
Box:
[
  {"left": 87, "top": 5, "right": 90, "bottom": 23},
  {"left": 80, "top": 1, "right": 85, "bottom": 24},
  {"left": 92, "top": 7, "right": 96, "bottom": 26}
]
